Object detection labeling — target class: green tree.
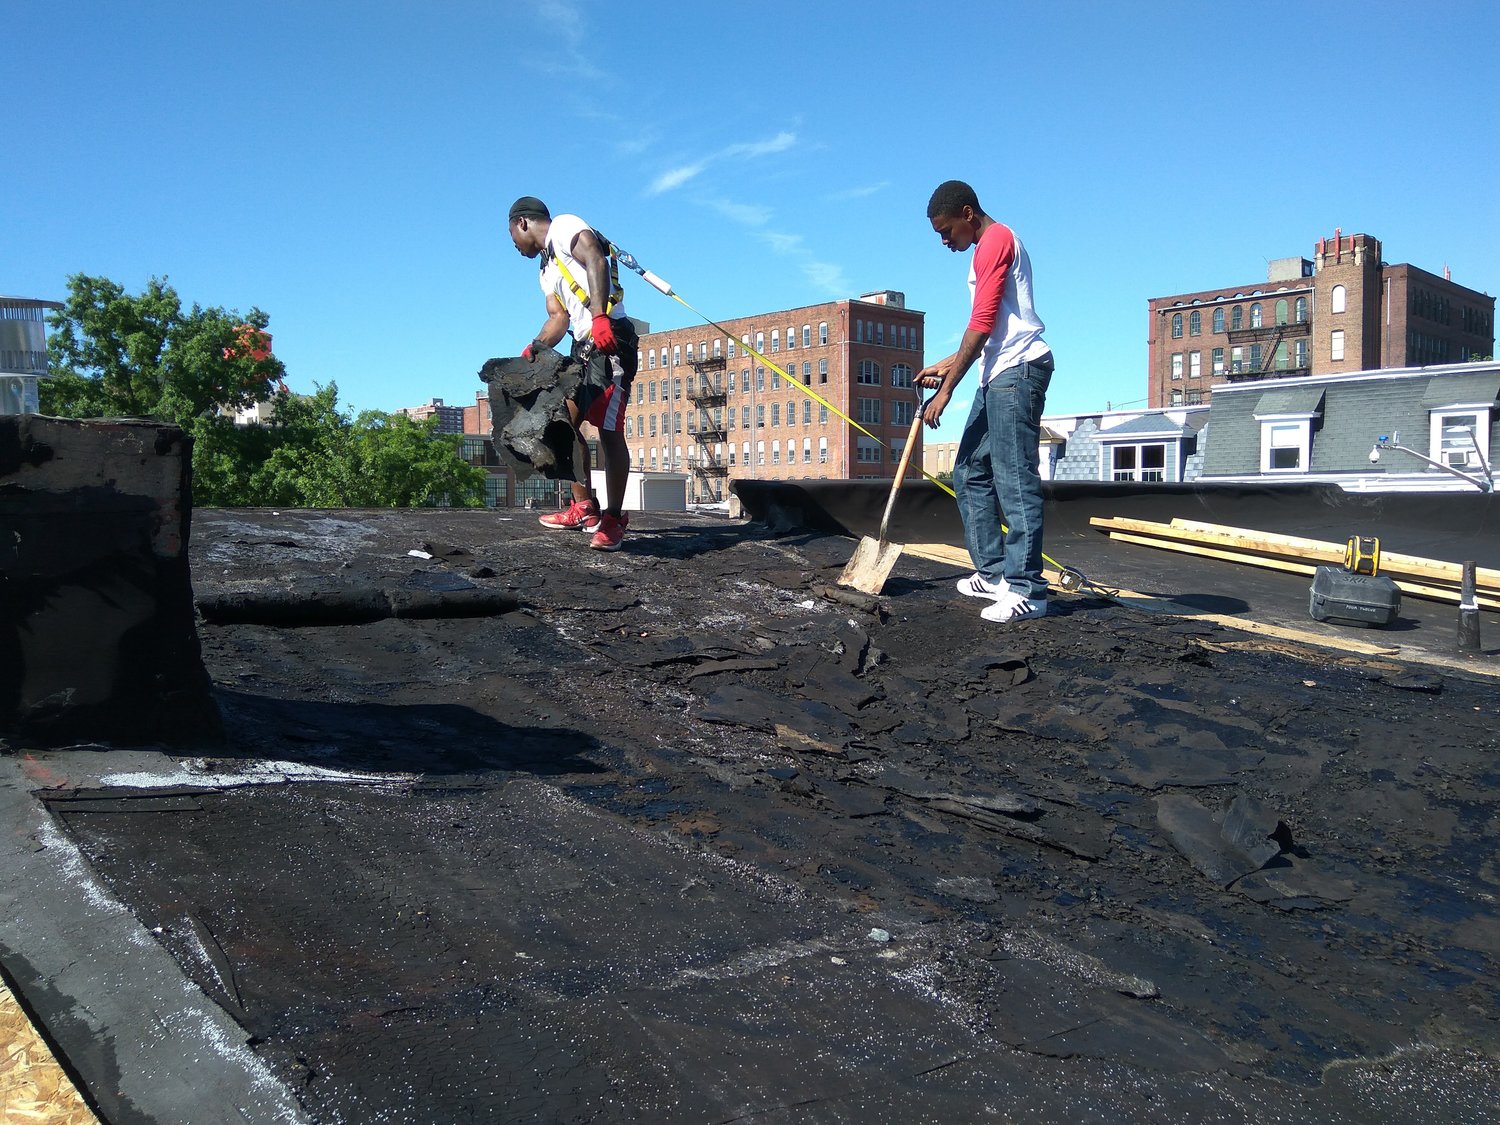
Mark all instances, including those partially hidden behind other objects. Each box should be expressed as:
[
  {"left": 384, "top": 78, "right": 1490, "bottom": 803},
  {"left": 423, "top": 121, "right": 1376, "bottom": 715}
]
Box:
[
  {"left": 247, "top": 384, "right": 486, "bottom": 509},
  {"left": 43, "top": 274, "right": 285, "bottom": 422},
  {"left": 41, "top": 274, "right": 487, "bottom": 509}
]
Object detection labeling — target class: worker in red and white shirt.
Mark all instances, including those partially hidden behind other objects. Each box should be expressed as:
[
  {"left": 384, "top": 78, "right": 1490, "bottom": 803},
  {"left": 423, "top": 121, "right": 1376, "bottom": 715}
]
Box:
[
  {"left": 508, "top": 195, "right": 637, "bottom": 551},
  {"left": 917, "top": 180, "right": 1054, "bottom": 623}
]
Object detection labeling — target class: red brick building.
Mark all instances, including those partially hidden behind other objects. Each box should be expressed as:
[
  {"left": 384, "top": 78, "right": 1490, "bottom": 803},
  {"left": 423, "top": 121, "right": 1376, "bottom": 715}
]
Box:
[
  {"left": 628, "top": 292, "right": 927, "bottom": 503},
  {"left": 1147, "top": 231, "right": 1494, "bottom": 408}
]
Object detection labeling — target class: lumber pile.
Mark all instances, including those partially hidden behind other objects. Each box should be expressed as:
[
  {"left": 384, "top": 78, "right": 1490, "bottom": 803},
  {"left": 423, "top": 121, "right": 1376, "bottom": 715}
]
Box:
[{"left": 1089, "top": 516, "right": 1500, "bottom": 611}]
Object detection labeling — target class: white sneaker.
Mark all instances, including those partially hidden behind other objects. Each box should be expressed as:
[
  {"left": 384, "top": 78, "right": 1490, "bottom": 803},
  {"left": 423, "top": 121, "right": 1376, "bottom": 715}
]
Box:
[
  {"left": 981, "top": 593, "right": 1048, "bottom": 623},
  {"left": 955, "top": 572, "right": 1009, "bottom": 600}
]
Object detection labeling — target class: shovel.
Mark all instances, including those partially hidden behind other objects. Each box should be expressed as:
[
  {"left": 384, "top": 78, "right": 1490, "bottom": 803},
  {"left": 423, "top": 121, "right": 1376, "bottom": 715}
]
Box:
[{"left": 838, "top": 393, "right": 929, "bottom": 595}]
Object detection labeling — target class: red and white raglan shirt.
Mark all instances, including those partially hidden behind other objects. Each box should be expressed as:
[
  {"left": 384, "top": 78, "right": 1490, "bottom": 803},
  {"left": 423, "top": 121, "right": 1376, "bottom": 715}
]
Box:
[{"left": 967, "top": 222, "right": 1049, "bottom": 384}]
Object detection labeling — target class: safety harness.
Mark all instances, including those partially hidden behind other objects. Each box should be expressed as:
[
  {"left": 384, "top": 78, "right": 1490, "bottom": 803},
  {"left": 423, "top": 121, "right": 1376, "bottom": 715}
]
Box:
[{"left": 541, "top": 229, "right": 624, "bottom": 320}]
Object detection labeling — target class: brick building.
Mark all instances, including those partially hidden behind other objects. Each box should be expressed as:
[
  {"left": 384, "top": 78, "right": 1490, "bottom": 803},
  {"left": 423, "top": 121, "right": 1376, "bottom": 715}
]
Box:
[
  {"left": 627, "top": 292, "right": 927, "bottom": 504},
  {"left": 395, "top": 397, "right": 464, "bottom": 433},
  {"left": 1147, "top": 231, "right": 1495, "bottom": 409}
]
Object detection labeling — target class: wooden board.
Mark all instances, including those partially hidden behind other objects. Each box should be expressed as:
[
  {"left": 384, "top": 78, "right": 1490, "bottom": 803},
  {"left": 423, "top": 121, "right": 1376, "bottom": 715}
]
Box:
[
  {"left": 1106, "top": 531, "right": 1500, "bottom": 610},
  {"left": 1089, "top": 516, "right": 1500, "bottom": 596},
  {"left": 1, "top": 975, "right": 98, "bottom": 1124}
]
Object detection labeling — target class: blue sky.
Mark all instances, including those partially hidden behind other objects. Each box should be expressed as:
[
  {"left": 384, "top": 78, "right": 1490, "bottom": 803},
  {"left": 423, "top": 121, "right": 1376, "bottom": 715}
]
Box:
[{"left": 10, "top": 1, "right": 1499, "bottom": 443}]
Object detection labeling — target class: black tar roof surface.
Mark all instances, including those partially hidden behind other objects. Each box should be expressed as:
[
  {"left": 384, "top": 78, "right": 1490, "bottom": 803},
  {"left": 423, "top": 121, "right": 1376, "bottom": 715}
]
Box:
[{"left": 3, "top": 493, "right": 1499, "bottom": 1123}]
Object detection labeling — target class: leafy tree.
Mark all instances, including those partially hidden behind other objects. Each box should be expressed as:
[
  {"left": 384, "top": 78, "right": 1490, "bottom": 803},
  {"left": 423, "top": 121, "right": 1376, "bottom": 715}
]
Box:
[
  {"left": 41, "top": 274, "right": 487, "bottom": 509},
  {"left": 43, "top": 274, "right": 285, "bottom": 422},
  {"left": 242, "top": 384, "right": 487, "bottom": 509}
]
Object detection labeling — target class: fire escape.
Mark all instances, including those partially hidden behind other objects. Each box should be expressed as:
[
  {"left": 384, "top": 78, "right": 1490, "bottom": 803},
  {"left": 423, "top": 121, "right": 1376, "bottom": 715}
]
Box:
[
  {"left": 1225, "top": 317, "right": 1312, "bottom": 382},
  {"left": 686, "top": 355, "right": 729, "bottom": 500}
]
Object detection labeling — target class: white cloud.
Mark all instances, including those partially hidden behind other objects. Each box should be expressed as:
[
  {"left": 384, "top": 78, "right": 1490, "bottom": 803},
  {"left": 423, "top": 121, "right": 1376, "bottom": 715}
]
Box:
[
  {"left": 642, "top": 130, "right": 797, "bottom": 196},
  {"left": 802, "top": 260, "right": 851, "bottom": 295},
  {"left": 710, "top": 199, "right": 772, "bottom": 226},
  {"left": 828, "top": 181, "right": 889, "bottom": 201},
  {"left": 648, "top": 163, "right": 707, "bottom": 195},
  {"left": 725, "top": 131, "right": 796, "bottom": 159},
  {"left": 760, "top": 232, "right": 803, "bottom": 254}
]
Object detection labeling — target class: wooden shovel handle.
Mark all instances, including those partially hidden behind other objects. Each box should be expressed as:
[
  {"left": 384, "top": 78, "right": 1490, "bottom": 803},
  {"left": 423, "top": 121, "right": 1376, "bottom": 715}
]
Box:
[{"left": 876, "top": 403, "right": 928, "bottom": 542}]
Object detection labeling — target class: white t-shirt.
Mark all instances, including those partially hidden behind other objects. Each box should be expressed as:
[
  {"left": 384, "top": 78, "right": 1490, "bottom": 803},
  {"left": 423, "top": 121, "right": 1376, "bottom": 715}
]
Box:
[{"left": 539, "top": 213, "right": 625, "bottom": 339}]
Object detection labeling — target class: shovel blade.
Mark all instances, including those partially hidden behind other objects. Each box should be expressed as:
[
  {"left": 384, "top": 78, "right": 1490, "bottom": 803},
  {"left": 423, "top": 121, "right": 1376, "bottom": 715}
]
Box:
[{"left": 838, "top": 535, "right": 904, "bottom": 596}]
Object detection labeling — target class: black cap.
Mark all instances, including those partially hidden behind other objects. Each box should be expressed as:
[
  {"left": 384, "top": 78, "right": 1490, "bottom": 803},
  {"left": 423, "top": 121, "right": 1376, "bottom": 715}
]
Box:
[{"left": 508, "top": 196, "right": 550, "bottom": 222}]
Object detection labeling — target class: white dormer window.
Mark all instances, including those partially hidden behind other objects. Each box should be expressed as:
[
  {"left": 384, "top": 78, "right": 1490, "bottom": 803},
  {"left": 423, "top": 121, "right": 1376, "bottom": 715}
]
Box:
[{"left": 1430, "top": 408, "right": 1491, "bottom": 470}]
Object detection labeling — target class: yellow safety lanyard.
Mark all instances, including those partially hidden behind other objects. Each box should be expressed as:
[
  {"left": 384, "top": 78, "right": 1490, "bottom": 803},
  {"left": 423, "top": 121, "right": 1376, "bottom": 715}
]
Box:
[{"left": 607, "top": 242, "right": 1080, "bottom": 583}]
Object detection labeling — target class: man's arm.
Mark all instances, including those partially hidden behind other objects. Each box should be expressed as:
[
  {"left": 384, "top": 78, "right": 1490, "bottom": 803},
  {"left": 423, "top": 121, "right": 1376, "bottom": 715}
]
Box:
[
  {"left": 916, "top": 330, "right": 987, "bottom": 428},
  {"left": 528, "top": 293, "right": 571, "bottom": 354},
  {"left": 570, "top": 229, "right": 619, "bottom": 353}
]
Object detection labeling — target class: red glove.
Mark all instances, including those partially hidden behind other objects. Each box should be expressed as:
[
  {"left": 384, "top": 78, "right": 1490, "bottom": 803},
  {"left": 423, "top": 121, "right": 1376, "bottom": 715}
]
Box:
[
  {"left": 591, "top": 314, "right": 618, "bottom": 355},
  {"left": 522, "top": 339, "right": 544, "bottom": 362}
]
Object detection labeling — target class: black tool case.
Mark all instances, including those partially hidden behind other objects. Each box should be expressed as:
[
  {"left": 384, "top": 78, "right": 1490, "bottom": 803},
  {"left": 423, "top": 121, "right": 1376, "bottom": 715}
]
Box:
[{"left": 1308, "top": 565, "right": 1401, "bottom": 627}]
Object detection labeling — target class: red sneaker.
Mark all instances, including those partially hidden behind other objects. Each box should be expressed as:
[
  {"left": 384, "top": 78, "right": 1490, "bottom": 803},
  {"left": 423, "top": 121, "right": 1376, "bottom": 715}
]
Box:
[
  {"left": 589, "top": 512, "right": 626, "bottom": 551},
  {"left": 539, "top": 498, "right": 600, "bottom": 530}
]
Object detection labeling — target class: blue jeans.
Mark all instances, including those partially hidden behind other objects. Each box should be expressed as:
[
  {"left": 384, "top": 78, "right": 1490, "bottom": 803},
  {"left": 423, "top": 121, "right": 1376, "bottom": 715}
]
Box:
[{"left": 953, "top": 354, "right": 1052, "bottom": 599}]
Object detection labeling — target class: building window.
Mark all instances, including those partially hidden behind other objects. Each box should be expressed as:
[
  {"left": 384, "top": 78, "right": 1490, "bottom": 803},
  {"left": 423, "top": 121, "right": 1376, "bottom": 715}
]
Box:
[
  {"left": 803, "top": 438, "right": 812, "bottom": 464},
  {"left": 754, "top": 332, "right": 764, "bottom": 353},
  {"left": 893, "top": 400, "right": 915, "bottom": 426},
  {"left": 876, "top": 323, "right": 885, "bottom": 346},
  {"left": 802, "top": 325, "right": 811, "bottom": 347},
  {"left": 727, "top": 340, "right": 736, "bottom": 358},
  {"left": 889, "top": 437, "right": 905, "bottom": 464},
  {"left": 1110, "top": 443, "right": 1167, "bottom": 482},
  {"left": 1261, "top": 420, "right": 1310, "bottom": 472},
  {"left": 1274, "top": 342, "right": 1290, "bottom": 370},
  {"left": 714, "top": 339, "right": 722, "bottom": 358},
  {"left": 1211, "top": 347, "right": 1225, "bottom": 375},
  {"left": 858, "top": 360, "right": 881, "bottom": 385},
  {"left": 741, "top": 406, "right": 749, "bottom": 428},
  {"left": 1295, "top": 297, "right": 1308, "bottom": 323},
  {"left": 686, "top": 343, "right": 695, "bottom": 361},
  {"left": 770, "top": 365, "right": 780, "bottom": 390},
  {"left": 770, "top": 330, "right": 780, "bottom": 353},
  {"left": 648, "top": 351, "right": 657, "bottom": 370},
  {"left": 1230, "top": 345, "right": 1244, "bottom": 373},
  {"left": 1171, "top": 353, "right": 1184, "bottom": 380},
  {"left": 891, "top": 363, "right": 913, "bottom": 388},
  {"left": 1213, "top": 307, "right": 1225, "bottom": 334},
  {"left": 756, "top": 404, "right": 765, "bottom": 428},
  {"left": 1330, "top": 329, "right": 1345, "bottom": 362},
  {"left": 819, "top": 322, "right": 829, "bottom": 345},
  {"left": 818, "top": 358, "right": 828, "bottom": 384},
  {"left": 659, "top": 348, "right": 668, "bottom": 367},
  {"left": 771, "top": 403, "right": 780, "bottom": 427},
  {"left": 1171, "top": 313, "right": 1183, "bottom": 338},
  {"left": 1331, "top": 285, "right": 1346, "bottom": 314},
  {"left": 856, "top": 437, "right": 881, "bottom": 463},
  {"left": 819, "top": 404, "right": 828, "bottom": 424},
  {"left": 1249, "top": 343, "right": 1263, "bottom": 371},
  {"left": 1189, "top": 310, "right": 1201, "bottom": 336},
  {"left": 1250, "top": 303, "right": 1263, "bottom": 328},
  {"left": 649, "top": 416, "right": 657, "bottom": 437},
  {"left": 771, "top": 440, "right": 780, "bottom": 465},
  {"left": 1430, "top": 409, "right": 1491, "bottom": 470},
  {"left": 785, "top": 327, "right": 794, "bottom": 350},
  {"left": 1275, "top": 300, "right": 1288, "bottom": 326},
  {"left": 742, "top": 441, "right": 750, "bottom": 466},
  {"left": 858, "top": 398, "right": 881, "bottom": 425},
  {"left": 819, "top": 437, "right": 828, "bottom": 463},
  {"left": 1294, "top": 339, "right": 1308, "bottom": 368},
  {"left": 1189, "top": 351, "right": 1201, "bottom": 379},
  {"left": 803, "top": 400, "right": 811, "bottom": 425},
  {"left": 1170, "top": 391, "right": 1183, "bottom": 407},
  {"left": 1231, "top": 306, "right": 1243, "bottom": 330},
  {"left": 756, "top": 367, "right": 766, "bottom": 392},
  {"left": 802, "top": 361, "right": 812, "bottom": 385}
]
